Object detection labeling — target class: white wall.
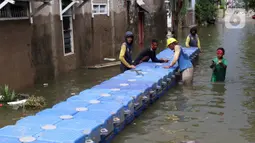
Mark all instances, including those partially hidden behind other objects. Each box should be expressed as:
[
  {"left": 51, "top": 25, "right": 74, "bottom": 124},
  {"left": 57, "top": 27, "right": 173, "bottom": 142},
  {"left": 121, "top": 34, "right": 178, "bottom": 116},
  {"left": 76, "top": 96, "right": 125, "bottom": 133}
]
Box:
[{"left": 191, "top": 0, "right": 196, "bottom": 10}]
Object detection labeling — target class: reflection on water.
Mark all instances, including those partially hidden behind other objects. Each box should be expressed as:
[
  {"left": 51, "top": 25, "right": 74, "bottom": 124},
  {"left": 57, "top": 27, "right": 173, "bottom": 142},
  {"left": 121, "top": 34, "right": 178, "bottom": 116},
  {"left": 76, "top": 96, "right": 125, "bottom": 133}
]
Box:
[
  {"left": 0, "top": 20, "right": 255, "bottom": 143},
  {"left": 211, "top": 82, "right": 226, "bottom": 95}
]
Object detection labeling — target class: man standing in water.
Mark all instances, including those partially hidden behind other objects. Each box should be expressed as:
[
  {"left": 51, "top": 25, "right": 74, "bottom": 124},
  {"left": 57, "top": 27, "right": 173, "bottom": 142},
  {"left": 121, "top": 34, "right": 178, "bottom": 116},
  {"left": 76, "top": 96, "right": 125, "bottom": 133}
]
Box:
[
  {"left": 185, "top": 27, "right": 202, "bottom": 52},
  {"left": 119, "top": 31, "right": 136, "bottom": 73},
  {"left": 164, "top": 38, "right": 194, "bottom": 85},
  {"left": 133, "top": 39, "right": 169, "bottom": 65}
]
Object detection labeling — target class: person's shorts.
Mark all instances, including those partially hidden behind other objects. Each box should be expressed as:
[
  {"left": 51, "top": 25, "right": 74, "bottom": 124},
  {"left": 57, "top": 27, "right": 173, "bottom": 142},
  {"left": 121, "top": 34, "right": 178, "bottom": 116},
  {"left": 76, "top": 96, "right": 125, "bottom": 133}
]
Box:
[{"left": 182, "top": 67, "right": 194, "bottom": 85}]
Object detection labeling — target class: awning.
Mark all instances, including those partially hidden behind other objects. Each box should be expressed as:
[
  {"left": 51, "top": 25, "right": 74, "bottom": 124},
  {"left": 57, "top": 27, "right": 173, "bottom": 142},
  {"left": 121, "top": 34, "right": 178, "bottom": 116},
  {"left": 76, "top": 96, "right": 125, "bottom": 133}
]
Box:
[{"left": 136, "top": 0, "right": 153, "bottom": 13}]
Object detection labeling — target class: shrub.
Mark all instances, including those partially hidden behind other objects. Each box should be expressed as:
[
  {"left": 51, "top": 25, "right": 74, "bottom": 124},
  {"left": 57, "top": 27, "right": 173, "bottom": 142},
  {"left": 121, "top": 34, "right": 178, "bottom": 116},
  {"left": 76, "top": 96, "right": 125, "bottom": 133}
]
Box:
[
  {"left": 25, "top": 95, "right": 46, "bottom": 109},
  {"left": 0, "top": 85, "right": 17, "bottom": 102},
  {"left": 220, "top": 5, "right": 225, "bottom": 9}
]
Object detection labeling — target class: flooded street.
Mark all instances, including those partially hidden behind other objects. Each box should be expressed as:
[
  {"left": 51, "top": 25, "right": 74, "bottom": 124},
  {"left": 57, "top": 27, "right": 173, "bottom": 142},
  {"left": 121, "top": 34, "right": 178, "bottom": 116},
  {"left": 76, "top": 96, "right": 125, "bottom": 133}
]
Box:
[
  {"left": 1, "top": 19, "right": 255, "bottom": 143},
  {"left": 112, "top": 20, "right": 255, "bottom": 143}
]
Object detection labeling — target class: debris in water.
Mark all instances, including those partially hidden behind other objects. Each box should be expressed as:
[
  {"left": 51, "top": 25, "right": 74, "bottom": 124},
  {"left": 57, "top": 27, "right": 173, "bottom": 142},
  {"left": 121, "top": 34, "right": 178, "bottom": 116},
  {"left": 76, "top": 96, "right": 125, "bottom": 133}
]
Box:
[
  {"left": 208, "top": 111, "right": 224, "bottom": 116},
  {"left": 19, "top": 93, "right": 29, "bottom": 98},
  {"left": 43, "top": 83, "right": 48, "bottom": 87},
  {"left": 160, "top": 127, "right": 186, "bottom": 134},
  {"left": 166, "top": 114, "right": 180, "bottom": 121},
  {"left": 24, "top": 95, "right": 46, "bottom": 109},
  {"left": 180, "top": 141, "right": 199, "bottom": 143},
  {"left": 192, "top": 124, "right": 199, "bottom": 127},
  {"left": 104, "top": 58, "right": 116, "bottom": 61}
]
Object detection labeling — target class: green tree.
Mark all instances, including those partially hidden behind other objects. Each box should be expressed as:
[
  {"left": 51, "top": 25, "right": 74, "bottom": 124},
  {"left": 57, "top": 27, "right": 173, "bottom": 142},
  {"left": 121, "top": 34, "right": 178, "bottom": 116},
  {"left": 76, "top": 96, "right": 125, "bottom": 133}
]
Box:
[
  {"left": 244, "top": 0, "right": 255, "bottom": 11},
  {"left": 195, "top": 0, "right": 218, "bottom": 24}
]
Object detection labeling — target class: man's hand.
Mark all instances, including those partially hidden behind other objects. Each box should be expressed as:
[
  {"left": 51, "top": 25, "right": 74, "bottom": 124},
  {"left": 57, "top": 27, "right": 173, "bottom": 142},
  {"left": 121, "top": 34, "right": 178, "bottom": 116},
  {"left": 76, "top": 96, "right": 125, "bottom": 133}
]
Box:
[
  {"left": 164, "top": 59, "right": 169, "bottom": 62},
  {"left": 163, "top": 65, "right": 171, "bottom": 69},
  {"left": 160, "top": 58, "right": 169, "bottom": 63},
  {"left": 129, "top": 65, "right": 136, "bottom": 69}
]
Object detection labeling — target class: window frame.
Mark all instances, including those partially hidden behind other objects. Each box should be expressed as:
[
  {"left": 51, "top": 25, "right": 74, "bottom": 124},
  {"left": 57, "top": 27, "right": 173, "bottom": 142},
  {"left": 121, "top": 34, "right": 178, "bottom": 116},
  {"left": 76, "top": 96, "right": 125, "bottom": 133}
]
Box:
[
  {"left": 92, "top": 3, "right": 108, "bottom": 16},
  {"left": 0, "top": 0, "right": 30, "bottom": 21},
  {"left": 187, "top": 0, "right": 194, "bottom": 10},
  {"left": 61, "top": 0, "right": 75, "bottom": 56}
]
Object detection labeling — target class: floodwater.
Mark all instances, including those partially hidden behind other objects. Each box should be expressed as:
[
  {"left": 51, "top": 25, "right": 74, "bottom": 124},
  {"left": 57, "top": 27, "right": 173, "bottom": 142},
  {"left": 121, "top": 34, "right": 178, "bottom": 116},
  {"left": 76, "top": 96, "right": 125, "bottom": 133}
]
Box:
[{"left": 1, "top": 19, "right": 255, "bottom": 143}]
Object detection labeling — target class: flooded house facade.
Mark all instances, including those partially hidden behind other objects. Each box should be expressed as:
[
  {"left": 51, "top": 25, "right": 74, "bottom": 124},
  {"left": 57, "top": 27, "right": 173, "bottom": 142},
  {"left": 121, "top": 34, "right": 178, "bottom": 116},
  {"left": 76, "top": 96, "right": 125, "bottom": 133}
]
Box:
[
  {"left": 184, "top": 0, "right": 196, "bottom": 27},
  {"left": 0, "top": 0, "right": 167, "bottom": 90}
]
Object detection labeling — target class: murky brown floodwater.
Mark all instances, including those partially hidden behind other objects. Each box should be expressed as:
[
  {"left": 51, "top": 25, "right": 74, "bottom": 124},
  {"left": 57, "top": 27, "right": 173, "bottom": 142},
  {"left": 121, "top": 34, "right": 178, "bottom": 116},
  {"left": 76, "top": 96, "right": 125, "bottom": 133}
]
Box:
[{"left": 1, "top": 18, "right": 255, "bottom": 143}]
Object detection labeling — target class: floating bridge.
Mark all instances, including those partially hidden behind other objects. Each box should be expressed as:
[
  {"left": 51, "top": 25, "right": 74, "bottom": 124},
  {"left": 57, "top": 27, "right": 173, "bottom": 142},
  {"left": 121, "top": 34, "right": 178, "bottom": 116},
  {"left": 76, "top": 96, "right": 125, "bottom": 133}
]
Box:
[{"left": 0, "top": 47, "right": 199, "bottom": 143}]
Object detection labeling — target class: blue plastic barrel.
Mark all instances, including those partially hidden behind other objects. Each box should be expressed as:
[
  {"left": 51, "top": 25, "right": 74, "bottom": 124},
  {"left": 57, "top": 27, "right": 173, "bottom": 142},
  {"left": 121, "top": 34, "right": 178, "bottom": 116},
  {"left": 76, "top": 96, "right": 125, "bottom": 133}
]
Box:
[
  {"left": 74, "top": 110, "right": 114, "bottom": 135},
  {"left": 55, "top": 119, "right": 101, "bottom": 143},
  {"left": 67, "top": 93, "right": 101, "bottom": 102},
  {"left": 36, "top": 108, "right": 78, "bottom": 117},
  {"left": 79, "top": 89, "right": 113, "bottom": 95},
  {"left": 87, "top": 101, "right": 125, "bottom": 124},
  {"left": 53, "top": 100, "right": 90, "bottom": 111},
  {"left": 0, "top": 125, "right": 42, "bottom": 141},
  {"left": 99, "top": 94, "right": 135, "bottom": 118},
  {"left": 16, "top": 115, "right": 61, "bottom": 126},
  {"left": 35, "top": 128, "right": 86, "bottom": 143}
]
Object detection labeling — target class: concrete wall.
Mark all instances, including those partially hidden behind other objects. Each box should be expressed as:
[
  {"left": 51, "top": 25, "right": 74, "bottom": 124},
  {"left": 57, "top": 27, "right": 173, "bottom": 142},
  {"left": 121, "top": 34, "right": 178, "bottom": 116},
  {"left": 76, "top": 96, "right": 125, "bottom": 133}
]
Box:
[
  {"left": 185, "top": 10, "right": 195, "bottom": 27},
  {"left": 81, "top": 0, "right": 128, "bottom": 65},
  {"left": 27, "top": 0, "right": 83, "bottom": 80},
  {"left": 129, "top": 0, "right": 167, "bottom": 55},
  {"left": 0, "top": 20, "right": 34, "bottom": 90},
  {"left": 184, "top": 0, "right": 196, "bottom": 27},
  {"left": 31, "top": 2, "right": 55, "bottom": 82}
]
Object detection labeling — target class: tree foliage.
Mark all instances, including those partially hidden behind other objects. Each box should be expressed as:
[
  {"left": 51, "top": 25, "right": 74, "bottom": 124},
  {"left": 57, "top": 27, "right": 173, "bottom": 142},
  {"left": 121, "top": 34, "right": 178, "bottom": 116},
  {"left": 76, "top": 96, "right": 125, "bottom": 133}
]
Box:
[
  {"left": 244, "top": 0, "right": 255, "bottom": 11},
  {"left": 195, "top": 0, "right": 218, "bottom": 24}
]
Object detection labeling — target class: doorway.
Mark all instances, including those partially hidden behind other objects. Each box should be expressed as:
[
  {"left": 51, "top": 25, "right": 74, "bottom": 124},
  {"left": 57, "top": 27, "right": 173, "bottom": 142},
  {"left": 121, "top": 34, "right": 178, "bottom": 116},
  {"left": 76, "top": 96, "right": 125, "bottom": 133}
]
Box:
[{"left": 138, "top": 10, "right": 144, "bottom": 49}]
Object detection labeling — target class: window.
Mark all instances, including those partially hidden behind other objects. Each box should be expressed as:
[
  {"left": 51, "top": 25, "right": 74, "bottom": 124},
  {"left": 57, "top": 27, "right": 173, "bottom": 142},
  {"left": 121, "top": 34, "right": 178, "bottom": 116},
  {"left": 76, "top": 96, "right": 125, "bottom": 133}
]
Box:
[
  {"left": 92, "top": 4, "right": 107, "bottom": 15},
  {"left": 188, "top": 0, "right": 192, "bottom": 9},
  {"left": 62, "top": 0, "right": 74, "bottom": 55},
  {"left": 62, "top": 16, "right": 74, "bottom": 55},
  {"left": 0, "top": 0, "right": 29, "bottom": 20}
]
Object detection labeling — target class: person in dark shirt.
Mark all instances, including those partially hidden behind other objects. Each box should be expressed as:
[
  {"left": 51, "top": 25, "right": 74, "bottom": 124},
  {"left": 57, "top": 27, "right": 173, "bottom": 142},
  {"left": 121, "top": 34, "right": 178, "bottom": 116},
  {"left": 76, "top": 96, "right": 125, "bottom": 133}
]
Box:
[{"left": 133, "top": 39, "right": 169, "bottom": 65}]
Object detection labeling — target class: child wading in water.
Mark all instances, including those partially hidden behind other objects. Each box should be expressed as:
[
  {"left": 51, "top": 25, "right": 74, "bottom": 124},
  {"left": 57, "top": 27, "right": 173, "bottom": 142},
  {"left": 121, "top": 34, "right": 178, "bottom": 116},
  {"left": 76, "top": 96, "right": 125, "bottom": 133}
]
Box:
[{"left": 210, "top": 48, "right": 228, "bottom": 82}]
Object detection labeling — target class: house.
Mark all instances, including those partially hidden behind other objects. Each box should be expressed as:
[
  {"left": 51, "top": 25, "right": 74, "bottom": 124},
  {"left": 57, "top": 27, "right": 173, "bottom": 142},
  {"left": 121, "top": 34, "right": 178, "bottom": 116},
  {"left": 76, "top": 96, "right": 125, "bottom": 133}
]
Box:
[
  {"left": 165, "top": 0, "right": 171, "bottom": 29},
  {"left": 0, "top": 0, "right": 167, "bottom": 90},
  {"left": 184, "top": 0, "right": 196, "bottom": 27}
]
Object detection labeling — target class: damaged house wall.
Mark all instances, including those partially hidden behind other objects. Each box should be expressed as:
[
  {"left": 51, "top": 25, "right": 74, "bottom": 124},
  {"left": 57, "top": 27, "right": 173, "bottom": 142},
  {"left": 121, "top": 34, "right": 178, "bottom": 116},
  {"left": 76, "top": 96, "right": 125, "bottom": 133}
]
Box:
[{"left": 81, "top": 0, "right": 128, "bottom": 65}]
